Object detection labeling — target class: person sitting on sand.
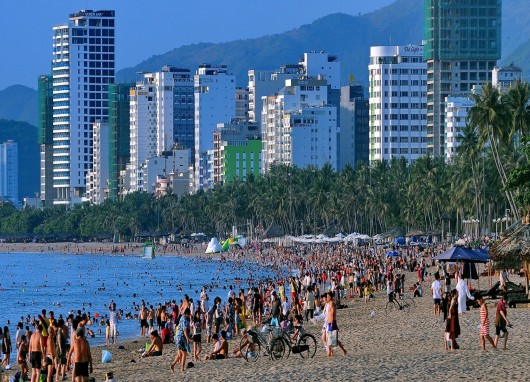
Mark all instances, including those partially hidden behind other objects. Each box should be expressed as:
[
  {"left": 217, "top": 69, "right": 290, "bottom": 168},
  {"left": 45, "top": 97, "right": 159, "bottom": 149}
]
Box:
[
  {"left": 232, "top": 329, "right": 252, "bottom": 358},
  {"left": 143, "top": 330, "right": 163, "bottom": 357},
  {"left": 206, "top": 331, "right": 228, "bottom": 360},
  {"left": 203, "top": 333, "right": 220, "bottom": 360}
]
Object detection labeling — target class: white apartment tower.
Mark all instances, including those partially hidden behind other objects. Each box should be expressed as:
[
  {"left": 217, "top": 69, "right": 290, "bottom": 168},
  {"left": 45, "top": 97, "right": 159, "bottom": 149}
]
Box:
[
  {"left": 194, "top": 65, "right": 235, "bottom": 191},
  {"left": 249, "top": 52, "right": 340, "bottom": 126},
  {"left": 51, "top": 10, "right": 115, "bottom": 205},
  {"left": 261, "top": 78, "right": 338, "bottom": 172},
  {"left": 368, "top": 45, "right": 427, "bottom": 163},
  {"left": 85, "top": 121, "right": 109, "bottom": 204},
  {"left": 129, "top": 72, "right": 174, "bottom": 192},
  {"left": 444, "top": 96, "right": 475, "bottom": 160}
]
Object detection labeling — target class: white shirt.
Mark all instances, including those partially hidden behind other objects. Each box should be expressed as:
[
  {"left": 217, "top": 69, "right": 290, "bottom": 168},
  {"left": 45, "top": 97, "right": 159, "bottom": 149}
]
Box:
[{"left": 431, "top": 280, "right": 442, "bottom": 299}]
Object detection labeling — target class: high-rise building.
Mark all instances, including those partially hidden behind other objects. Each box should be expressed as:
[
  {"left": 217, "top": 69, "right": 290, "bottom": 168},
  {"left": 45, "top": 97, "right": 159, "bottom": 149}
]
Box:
[
  {"left": 213, "top": 120, "right": 261, "bottom": 185},
  {"left": 85, "top": 120, "right": 109, "bottom": 204},
  {"left": 235, "top": 87, "right": 249, "bottom": 121},
  {"left": 51, "top": 10, "right": 115, "bottom": 205},
  {"left": 249, "top": 52, "right": 340, "bottom": 132},
  {"left": 445, "top": 63, "right": 522, "bottom": 160},
  {"left": 129, "top": 79, "right": 161, "bottom": 192},
  {"left": 424, "top": 0, "right": 501, "bottom": 157},
  {"left": 444, "top": 96, "right": 475, "bottom": 160},
  {"left": 368, "top": 45, "right": 428, "bottom": 163},
  {"left": 262, "top": 78, "right": 338, "bottom": 172},
  {"left": 162, "top": 67, "right": 195, "bottom": 153},
  {"left": 107, "top": 83, "right": 133, "bottom": 201},
  {"left": 0, "top": 140, "right": 18, "bottom": 207},
  {"left": 339, "top": 84, "right": 369, "bottom": 169},
  {"left": 38, "top": 75, "right": 54, "bottom": 207},
  {"left": 194, "top": 65, "right": 235, "bottom": 191}
]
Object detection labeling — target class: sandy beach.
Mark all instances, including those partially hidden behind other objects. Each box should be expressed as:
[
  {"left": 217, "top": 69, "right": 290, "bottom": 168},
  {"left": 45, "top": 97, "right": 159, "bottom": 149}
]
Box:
[
  {"left": 81, "top": 278, "right": 528, "bottom": 382},
  {"left": 1, "top": 244, "right": 528, "bottom": 381},
  {"left": 3, "top": 277, "right": 526, "bottom": 381}
]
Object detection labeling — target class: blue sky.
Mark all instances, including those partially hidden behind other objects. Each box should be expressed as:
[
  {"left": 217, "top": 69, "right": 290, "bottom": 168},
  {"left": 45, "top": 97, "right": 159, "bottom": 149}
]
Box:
[{"left": 0, "top": 0, "right": 395, "bottom": 90}]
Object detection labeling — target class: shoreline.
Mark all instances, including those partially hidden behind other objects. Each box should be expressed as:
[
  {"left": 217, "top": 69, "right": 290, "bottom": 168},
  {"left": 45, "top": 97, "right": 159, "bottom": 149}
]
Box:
[
  {"left": 3, "top": 274, "right": 527, "bottom": 382},
  {"left": 0, "top": 242, "right": 219, "bottom": 258}
]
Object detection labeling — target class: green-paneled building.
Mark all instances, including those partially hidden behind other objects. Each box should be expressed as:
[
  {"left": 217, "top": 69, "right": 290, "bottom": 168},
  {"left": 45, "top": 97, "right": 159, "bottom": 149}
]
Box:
[
  {"left": 38, "top": 75, "right": 54, "bottom": 206},
  {"left": 107, "top": 83, "right": 134, "bottom": 201},
  {"left": 213, "top": 120, "right": 261, "bottom": 185},
  {"left": 424, "top": 0, "right": 501, "bottom": 156}
]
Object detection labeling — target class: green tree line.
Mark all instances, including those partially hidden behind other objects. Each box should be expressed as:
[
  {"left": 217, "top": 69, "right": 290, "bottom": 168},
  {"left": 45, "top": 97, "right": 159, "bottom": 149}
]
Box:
[{"left": 0, "top": 81, "right": 528, "bottom": 240}]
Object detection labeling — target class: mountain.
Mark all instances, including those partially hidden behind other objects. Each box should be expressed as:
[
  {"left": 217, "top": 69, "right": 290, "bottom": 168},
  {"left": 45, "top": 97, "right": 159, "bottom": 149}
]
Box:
[
  {"left": 117, "top": 0, "right": 425, "bottom": 86},
  {"left": 0, "top": 85, "right": 38, "bottom": 126},
  {"left": 116, "top": 0, "right": 530, "bottom": 86},
  {"left": 0, "top": 119, "right": 40, "bottom": 201}
]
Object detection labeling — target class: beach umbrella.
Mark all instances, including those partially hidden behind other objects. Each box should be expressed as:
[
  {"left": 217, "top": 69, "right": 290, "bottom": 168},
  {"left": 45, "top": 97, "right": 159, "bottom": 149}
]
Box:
[
  {"left": 385, "top": 250, "right": 399, "bottom": 257},
  {"left": 432, "top": 246, "right": 489, "bottom": 263}
]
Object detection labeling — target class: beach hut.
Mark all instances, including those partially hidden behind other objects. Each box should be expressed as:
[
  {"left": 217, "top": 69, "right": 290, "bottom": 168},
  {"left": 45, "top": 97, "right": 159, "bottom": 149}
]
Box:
[
  {"left": 490, "top": 220, "right": 530, "bottom": 296},
  {"left": 263, "top": 222, "right": 285, "bottom": 238}
]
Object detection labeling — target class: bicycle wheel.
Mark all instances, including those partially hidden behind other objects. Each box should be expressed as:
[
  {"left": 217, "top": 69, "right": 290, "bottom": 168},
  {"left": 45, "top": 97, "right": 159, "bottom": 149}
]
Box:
[
  {"left": 402, "top": 302, "right": 411, "bottom": 313},
  {"left": 385, "top": 301, "right": 397, "bottom": 315},
  {"left": 281, "top": 332, "right": 292, "bottom": 358},
  {"left": 241, "top": 335, "right": 261, "bottom": 363},
  {"left": 297, "top": 333, "right": 317, "bottom": 358},
  {"left": 403, "top": 296, "right": 415, "bottom": 308},
  {"left": 269, "top": 337, "right": 285, "bottom": 361}
]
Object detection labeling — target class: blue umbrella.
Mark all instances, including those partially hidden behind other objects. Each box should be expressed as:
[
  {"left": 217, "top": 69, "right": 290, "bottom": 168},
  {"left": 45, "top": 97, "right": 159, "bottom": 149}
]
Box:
[
  {"left": 433, "top": 246, "right": 489, "bottom": 263},
  {"left": 385, "top": 250, "right": 399, "bottom": 257}
]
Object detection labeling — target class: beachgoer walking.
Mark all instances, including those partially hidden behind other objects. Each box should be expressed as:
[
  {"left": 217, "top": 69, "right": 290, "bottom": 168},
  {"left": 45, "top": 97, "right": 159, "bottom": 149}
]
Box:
[
  {"left": 455, "top": 273, "right": 474, "bottom": 314},
  {"left": 475, "top": 294, "right": 496, "bottom": 351},
  {"left": 493, "top": 294, "right": 510, "bottom": 350},
  {"left": 192, "top": 311, "right": 202, "bottom": 362},
  {"left": 66, "top": 328, "right": 93, "bottom": 382},
  {"left": 431, "top": 272, "right": 442, "bottom": 316},
  {"left": 447, "top": 290, "right": 460, "bottom": 350},
  {"left": 171, "top": 308, "right": 191, "bottom": 374}
]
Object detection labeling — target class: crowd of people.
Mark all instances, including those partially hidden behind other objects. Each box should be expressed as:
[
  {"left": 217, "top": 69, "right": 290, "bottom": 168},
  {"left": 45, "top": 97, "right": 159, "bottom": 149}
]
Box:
[{"left": 0, "top": 240, "right": 516, "bottom": 379}]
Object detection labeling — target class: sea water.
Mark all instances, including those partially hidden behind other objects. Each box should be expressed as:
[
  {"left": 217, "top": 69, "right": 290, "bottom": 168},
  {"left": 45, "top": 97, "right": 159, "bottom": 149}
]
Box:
[{"left": 0, "top": 252, "right": 274, "bottom": 356}]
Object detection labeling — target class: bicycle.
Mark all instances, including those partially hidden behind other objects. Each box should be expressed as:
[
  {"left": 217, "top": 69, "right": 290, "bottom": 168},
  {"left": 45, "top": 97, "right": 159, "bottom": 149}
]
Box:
[
  {"left": 239, "top": 324, "right": 286, "bottom": 362},
  {"left": 281, "top": 327, "right": 317, "bottom": 359},
  {"left": 385, "top": 294, "right": 413, "bottom": 314},
  {"left": 399, "top": 294, "right": 416, "bottom": 308}
]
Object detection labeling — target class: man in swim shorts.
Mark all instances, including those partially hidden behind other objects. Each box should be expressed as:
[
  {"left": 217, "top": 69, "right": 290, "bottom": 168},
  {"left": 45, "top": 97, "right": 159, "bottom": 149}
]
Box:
[
  {"left": 67, "top": 328, "right": 93, "bottom": 382},
  {"left": 139, "top": 304, "right": 149, "bottom": 337},
  {"left": 29, "top": 324, "right": 44, "bottom": 382}
]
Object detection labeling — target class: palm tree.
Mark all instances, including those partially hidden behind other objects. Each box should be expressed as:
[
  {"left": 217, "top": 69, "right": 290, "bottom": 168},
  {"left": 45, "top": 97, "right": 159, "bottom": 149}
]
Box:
[
  {"left": 456, "top": 124, "right": 483, "bottom": 226},
  {"left": 468, "top": 82, "right": 519, "bottom": 220},
  {"left": 506, "top": 79, "right": 530, "bottom": 140}
]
